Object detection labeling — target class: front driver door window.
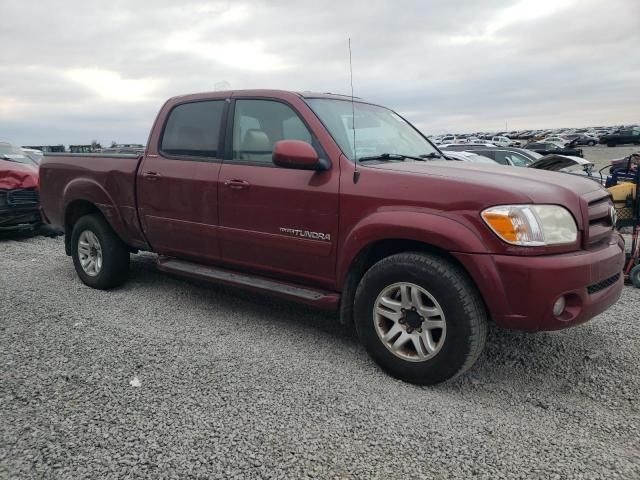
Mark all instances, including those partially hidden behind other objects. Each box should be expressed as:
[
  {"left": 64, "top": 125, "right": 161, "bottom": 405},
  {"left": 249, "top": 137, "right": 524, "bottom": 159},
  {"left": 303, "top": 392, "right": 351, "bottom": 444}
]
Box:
[{"left": 232, "top": 100, "right": 312, "bottom": 164}]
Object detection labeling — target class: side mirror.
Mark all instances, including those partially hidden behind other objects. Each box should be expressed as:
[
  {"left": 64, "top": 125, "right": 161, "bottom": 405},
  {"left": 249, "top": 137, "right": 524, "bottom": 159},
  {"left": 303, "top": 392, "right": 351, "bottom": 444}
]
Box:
[{"left": 272, "top": 140, "right": 328, "bottom": 171}]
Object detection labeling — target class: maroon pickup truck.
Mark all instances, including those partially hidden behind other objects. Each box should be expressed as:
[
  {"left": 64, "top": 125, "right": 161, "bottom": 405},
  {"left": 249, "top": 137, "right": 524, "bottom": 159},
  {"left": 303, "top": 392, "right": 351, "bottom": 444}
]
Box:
[{"left": 39, "top": 90, "right": 625, "bottom": 384}]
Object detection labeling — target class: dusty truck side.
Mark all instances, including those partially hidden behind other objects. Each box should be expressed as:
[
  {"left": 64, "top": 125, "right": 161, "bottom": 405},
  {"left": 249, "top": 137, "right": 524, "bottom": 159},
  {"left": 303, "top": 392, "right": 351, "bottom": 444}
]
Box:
[{"left": 39, "top": 90, "right": 625, "bottom": 384}]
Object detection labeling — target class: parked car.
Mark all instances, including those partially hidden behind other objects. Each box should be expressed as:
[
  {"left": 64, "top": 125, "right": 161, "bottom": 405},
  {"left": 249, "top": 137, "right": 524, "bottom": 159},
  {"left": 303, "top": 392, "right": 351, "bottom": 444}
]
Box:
[
  {"left": 542, "top": 136, "right": 570, "bottom": 146},
  {"left": 466, "top": 147, "right": 541, "bottom": 167},
  {"left": 439, "top": 143, "right": 497, "bottom": 152},
  {"left": 0, "top": 142, "right": 38, "bottom": 166},
  {"left": 39, "top": 89, "right": 624, "bottom": 385},
  {"left": 21, "top": 147, "right": 44, "bottom": 164},
  {"left": 599, "top": 128, "right": 640, "bottom": 147},
  {"left": 563, "top": 134, "right": 598, "bottom": 146},
  {"left": 0, "top": 142, "right": 42, "bottom": 232},
  {"left": 442, "top": 151, "right": 498, "bottom": 164},
  {"left": 528, "top": 155, "right": 599, "bottom": 182},
  {"left": 491, "top": 136, "right": 516, "bottom": 147},
  {"left": 524, "top": 141, "right": 583, "bottom": 157}
]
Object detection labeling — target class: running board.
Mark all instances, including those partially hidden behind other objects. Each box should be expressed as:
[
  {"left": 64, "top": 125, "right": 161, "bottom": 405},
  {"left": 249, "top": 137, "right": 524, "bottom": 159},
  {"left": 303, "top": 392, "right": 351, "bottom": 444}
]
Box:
[{"left": 157, "top": 257, "right": 340, "bottom": 310}]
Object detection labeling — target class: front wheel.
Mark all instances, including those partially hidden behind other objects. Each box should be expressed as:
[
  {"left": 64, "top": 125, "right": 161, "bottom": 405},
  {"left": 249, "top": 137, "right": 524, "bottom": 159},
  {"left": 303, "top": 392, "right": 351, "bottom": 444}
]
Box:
[
  {"left": 71, "top": 214, "right": 130, "bottom": 289},
  {"left": 354, "top": 252, "right": 487, "bottom": 385}
]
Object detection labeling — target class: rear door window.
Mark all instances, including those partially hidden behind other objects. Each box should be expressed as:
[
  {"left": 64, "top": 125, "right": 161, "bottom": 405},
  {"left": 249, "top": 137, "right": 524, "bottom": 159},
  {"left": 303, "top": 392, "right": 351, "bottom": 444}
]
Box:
[{"left": 161, "top": 101, "right": 226, "bottom": 159}]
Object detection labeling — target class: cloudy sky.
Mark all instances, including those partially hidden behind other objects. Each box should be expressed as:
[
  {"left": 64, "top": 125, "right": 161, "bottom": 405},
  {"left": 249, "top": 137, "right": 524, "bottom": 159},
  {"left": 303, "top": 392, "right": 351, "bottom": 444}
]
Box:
[{"left": 2, "top": 0, "right": 639, "bottom": 145}]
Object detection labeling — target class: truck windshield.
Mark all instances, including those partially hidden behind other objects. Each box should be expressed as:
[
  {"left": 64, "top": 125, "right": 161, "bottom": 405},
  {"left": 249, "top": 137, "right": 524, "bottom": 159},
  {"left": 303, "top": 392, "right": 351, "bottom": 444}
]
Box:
[{"left": 306, "top": 98, "right": 439, "bottom": 161}]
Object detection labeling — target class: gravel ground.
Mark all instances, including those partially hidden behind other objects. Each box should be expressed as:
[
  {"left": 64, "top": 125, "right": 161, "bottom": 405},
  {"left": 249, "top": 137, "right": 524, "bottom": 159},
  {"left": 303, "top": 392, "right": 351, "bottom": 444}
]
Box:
[{"left": 1, "top": 235, "right": 639, "bottom": 479}]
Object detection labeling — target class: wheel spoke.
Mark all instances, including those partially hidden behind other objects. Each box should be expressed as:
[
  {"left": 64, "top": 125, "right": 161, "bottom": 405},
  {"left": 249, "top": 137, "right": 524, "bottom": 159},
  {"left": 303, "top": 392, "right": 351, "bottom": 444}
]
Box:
[
  {"left": 87, "top": 231, "right": 99, "bottom": 248},
  {"left": 410, "top": 287, "right": 424, "bottom": 310},
  {"left": 418, "top": 305, "right": 440, "bottom": 318},
  {"left": 379, "top": 296, "right": 401, "bottom": 313},
  {"left": 78, "top": 242, "right": 90, "bottom": 255},
  {"left": 399, "top": 285, "right": 411, "bottom": 309},
  {"left": 382, "top": 323, "right": 403, "bottom": 342},
  {"left": 375, "top": 306, "right": 402, "bottom": 322},
  {"left": 391, "top": 332, "right": 411, "bottom": 351},
  {"left": 411, "top": 334, "right": 428, "bottom": 358},
  {"left": 423, "top": 319, "right": 445, "bottom": 331},
  {"left": 421, "top": 330, "right": 437, "bottom": 353}
]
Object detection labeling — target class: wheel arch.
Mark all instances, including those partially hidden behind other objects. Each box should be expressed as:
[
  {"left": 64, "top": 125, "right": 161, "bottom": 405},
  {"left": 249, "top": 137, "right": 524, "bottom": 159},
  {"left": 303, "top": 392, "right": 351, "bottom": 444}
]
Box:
[
  {"left": 337, "top": 212, "right": 490, "bottom": 325},
  {"left": 62, "top": 178, "right": 132, "bottom": 254}
]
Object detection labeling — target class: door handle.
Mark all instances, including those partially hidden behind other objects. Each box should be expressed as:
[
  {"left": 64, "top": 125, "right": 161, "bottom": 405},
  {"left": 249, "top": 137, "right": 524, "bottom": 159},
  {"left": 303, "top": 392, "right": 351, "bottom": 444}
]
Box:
[
  {"left": 225, "top": 179, "right": 250, "bottom": 190},
  {"left": 142, "top": 171, "right": 161, "bottom": 180}
]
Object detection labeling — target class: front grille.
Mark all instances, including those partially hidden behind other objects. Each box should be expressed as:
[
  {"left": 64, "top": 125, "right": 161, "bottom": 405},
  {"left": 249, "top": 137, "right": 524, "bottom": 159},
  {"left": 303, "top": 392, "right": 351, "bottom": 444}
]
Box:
[
  {"left": 587, "top": 272, "right": 620, "bottom": 294},
  {"left": 6, "top": 188, "right": 39, "bottom": 207},
  {"left": 586, "top": 193, "right": 614, "bottom": 248}
]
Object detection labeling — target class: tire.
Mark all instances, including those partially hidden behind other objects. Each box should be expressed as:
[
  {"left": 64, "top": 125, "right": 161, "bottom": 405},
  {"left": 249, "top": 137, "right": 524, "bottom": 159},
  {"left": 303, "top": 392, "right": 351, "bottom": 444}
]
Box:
[
  {"left": 630, "top": 265, "right": 640, "bottom": 289},
  {"left": 588, "top": 140, "right": 596, "bottom": 146},
  {"left": 354, "top": 252, "right": 487, "bottom": 385},
  {"left": 71, "top": 214, "right": 130, "bottom": 289}
]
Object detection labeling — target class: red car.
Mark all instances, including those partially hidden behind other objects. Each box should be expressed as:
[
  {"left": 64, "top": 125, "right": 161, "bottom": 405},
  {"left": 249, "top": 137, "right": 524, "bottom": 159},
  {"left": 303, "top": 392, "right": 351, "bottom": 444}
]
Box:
[
  {"left": 0, "top": 142, "right": 41, "bottom": 232},
  {"left": 39, "top": 90, "right": 625, "bottom": 384}
]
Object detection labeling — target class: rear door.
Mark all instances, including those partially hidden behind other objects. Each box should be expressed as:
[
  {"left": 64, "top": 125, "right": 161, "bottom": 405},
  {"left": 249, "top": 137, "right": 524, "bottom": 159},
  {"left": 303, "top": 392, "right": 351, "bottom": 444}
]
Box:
[
  {"left": 137, "top": 98, "right": 227, "bottom": 262},
  {"left": 218, "top": 97, "right": 340, "bottom": 287}
]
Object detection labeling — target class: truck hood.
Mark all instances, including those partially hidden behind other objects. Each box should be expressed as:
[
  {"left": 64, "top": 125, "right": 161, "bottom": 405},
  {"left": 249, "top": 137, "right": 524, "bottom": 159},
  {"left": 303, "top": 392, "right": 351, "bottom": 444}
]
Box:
[
  {"left": 0, "top": 159, "right": 39, "bottom": 190},
  {"left": 366, "top": 160, "right": 603, "bottom": 203}
]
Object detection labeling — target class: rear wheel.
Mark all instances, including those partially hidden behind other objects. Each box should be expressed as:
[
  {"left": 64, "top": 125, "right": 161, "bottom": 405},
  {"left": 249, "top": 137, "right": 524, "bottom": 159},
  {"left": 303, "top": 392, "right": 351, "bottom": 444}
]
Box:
[
  {"left": 354, "top": 252, "right": 487, "bottom": 385},
  {"left": 630, "top": 265, "right": 640, "bottom": 289},
  {"left": 71, "top": 214, "right": 130, "bottom": 289}
]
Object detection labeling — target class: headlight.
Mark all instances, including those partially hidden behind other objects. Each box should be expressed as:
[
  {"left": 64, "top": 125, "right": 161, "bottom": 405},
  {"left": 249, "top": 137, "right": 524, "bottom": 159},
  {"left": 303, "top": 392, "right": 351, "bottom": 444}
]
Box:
[{"left": 481, "top": 205, "right": 578, "bottom": 246}]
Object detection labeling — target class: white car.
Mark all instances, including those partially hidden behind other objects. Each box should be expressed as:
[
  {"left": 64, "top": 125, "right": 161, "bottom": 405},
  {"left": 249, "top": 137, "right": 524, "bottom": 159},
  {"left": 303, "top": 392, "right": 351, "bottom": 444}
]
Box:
[
  {"left": 491, "top": 136, "right": 514, "bottom": 147},
  {"left": 543, "top": 136, "right": 569, "bottom": 146},
  {"left": 21, "top": 148, "right": 44, "bottom": 164},
  {"left": 444, "top": 151, "right": 499, "bottom": 164}
]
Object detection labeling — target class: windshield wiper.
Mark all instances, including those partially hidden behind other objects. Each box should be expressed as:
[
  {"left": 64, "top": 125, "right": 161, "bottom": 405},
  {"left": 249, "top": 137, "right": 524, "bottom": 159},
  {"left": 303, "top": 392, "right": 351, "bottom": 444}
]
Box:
[
  {"left": 420, "top": 152, "right": 442, "bottom": 159},
  {"left": 357, "top": 153, "right": 427, "bottom": 163}
]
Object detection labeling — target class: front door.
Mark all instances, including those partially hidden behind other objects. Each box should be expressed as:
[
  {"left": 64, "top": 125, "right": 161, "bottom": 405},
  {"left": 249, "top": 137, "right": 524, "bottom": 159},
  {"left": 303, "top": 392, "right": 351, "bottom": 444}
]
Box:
[
  {"left": 218, "top": 98, "right": 340, "bottom": 288},
  {"left": 137, "top": 98, "right": 227, "bottom": 262}
]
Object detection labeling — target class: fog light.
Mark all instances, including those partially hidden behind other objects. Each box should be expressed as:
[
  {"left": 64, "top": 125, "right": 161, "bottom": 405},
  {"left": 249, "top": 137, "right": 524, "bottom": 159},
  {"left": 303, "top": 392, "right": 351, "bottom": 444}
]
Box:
[{"left": 553, "top": 296, "right": 566, "bottom": 317}]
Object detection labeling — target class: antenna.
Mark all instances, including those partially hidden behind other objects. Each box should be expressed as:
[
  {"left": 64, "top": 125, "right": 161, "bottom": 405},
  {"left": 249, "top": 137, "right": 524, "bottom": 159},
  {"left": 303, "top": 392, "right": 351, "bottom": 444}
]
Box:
[{"left": 349, "top": 38, "right": 360, "bottom": 184}]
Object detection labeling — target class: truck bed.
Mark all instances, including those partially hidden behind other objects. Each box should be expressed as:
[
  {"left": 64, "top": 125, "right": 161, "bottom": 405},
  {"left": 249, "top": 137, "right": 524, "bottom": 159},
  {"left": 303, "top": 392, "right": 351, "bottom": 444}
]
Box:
[{"left": 39, "top": 152, "right": 147, "bottom": 249}]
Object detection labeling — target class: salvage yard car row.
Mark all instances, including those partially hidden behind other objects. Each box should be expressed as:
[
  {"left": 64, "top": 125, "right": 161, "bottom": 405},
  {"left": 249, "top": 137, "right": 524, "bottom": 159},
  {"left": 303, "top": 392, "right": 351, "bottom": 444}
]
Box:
[{"left": 430, "top": 124, "right": 640, "bottom": 147}]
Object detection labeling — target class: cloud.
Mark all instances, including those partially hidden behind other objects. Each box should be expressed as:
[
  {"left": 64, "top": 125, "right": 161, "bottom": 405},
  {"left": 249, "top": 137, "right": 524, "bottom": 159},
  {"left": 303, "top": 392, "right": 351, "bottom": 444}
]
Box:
[
  {"left": 0, "top": 0, "right": 638, "bottom": 144},
  {"left": 64, "top": 69, "right": 163, "bottom": 102}
]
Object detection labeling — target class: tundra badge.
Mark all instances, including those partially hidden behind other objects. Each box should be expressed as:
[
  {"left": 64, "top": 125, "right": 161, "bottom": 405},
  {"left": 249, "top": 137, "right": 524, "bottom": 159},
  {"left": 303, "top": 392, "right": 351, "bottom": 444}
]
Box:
[{"left": 280, "top": 227, "right": 331, "bottom": 241}]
